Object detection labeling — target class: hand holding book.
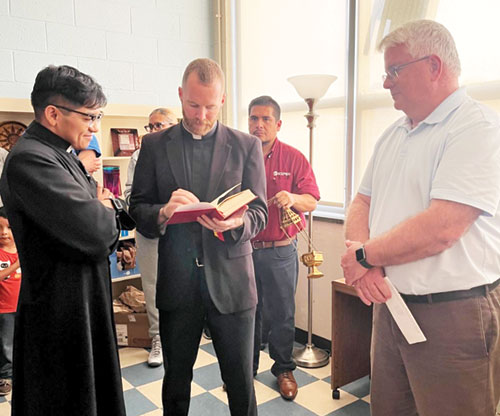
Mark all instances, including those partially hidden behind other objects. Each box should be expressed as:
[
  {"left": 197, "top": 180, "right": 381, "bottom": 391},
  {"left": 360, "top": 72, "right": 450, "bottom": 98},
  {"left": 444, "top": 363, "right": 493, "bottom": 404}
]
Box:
[
  {"left": 198, "top": 204, "right": 249, "bottom": 235},
  {"left": 165, "top": 183, "right": 257, "bottom": 225},
  {"left": 158, "top": 189, "right": 200, "bottom": 225}
]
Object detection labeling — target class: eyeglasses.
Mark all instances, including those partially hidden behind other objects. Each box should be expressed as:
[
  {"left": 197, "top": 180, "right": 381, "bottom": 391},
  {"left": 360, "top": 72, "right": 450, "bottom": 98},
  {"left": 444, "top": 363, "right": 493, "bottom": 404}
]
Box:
[
  {"left": 382, "top": 56, "right": 430, "bottom": 82},
  {"left": 50, "top": 104, "right": 104, "bottom": 126},
  {"left": 144, "top": 122, "right": 166, "bottom": 133}
]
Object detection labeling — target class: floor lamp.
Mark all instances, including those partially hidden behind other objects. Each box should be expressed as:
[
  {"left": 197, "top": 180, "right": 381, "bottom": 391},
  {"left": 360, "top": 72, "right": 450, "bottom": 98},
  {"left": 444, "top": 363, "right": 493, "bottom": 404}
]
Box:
[{"left": 288, "top": 74, "right": 337, "bottom": 368}]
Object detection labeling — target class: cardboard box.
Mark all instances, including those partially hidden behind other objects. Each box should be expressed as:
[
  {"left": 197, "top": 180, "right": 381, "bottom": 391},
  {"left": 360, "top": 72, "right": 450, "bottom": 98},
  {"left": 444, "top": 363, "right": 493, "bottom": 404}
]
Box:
[{"left": 114, "top": 312, "right": 151, "bottom": 348}]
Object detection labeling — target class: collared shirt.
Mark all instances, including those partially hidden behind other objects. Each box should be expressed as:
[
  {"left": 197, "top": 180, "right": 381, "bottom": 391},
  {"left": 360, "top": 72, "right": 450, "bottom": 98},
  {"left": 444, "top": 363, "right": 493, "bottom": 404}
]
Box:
[
  {"left": 181, "top": 122, "right": 216, "bottom": 202},
  {"left": 253, "top": 138, "right": 320, "bottom": 242},
  {"left": 180, "top": 122, "right": 217, "bottom": 257},
  {"left": 359, "top": 87, "right": 500, "bottom": 294}
]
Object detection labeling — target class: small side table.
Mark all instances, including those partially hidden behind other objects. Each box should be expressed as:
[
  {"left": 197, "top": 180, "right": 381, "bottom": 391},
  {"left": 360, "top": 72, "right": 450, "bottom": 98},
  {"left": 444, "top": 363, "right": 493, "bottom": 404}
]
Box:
[{"left": 331, "top": 279, "right": 372, "bottom": 399}]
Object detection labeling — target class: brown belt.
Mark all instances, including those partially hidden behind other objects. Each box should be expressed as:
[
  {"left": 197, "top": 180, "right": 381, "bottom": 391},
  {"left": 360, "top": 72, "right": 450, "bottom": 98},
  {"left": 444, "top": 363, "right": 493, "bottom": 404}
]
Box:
[
  {"left": 252, "top": 238, "right": 295, "bottom": 250},
  {"left": 401, "top": 277, "right": 500, "bottom": 304}
]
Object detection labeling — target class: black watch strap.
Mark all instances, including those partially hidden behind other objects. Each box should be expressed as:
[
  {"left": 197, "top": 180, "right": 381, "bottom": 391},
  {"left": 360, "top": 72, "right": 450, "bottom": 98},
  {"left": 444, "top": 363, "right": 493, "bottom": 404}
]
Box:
[
  {"left": 355, "top": 245, "right": 373, "bottom": 269},
  {"left": 358, "top": 258, "right": 373, "bottom": 269}
]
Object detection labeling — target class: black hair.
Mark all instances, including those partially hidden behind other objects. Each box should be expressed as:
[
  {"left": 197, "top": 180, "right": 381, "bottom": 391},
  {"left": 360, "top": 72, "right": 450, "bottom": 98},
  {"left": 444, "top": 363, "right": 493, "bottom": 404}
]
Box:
[
  {"left": 0, "top": 207, "right": 7, "bottom": 220},
  {"left": 248, "top": 95, "right": 281, "bottom": 120},
  {"left": 31, "top": 65, "right": 107, "bottom": 119}
]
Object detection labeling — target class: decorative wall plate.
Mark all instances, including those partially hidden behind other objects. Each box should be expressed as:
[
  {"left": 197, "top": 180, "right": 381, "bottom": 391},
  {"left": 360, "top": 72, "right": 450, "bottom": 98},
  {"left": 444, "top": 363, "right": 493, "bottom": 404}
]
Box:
[{"left": 0, "top": 121, "right": 27, "bottom": 151}]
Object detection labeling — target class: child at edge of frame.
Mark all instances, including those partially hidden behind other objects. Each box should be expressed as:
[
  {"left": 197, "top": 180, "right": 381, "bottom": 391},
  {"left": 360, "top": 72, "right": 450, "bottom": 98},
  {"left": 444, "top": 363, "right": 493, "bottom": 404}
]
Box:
[{"left": 0, "top": 206, "right": 21, "bottom": 396}]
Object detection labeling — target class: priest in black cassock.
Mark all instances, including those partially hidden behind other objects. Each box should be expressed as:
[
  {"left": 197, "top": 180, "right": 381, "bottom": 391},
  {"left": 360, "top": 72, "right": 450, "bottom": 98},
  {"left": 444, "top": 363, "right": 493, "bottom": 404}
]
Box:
[{"left": 0, "top": 65, "right": 126, "bottom": 416}]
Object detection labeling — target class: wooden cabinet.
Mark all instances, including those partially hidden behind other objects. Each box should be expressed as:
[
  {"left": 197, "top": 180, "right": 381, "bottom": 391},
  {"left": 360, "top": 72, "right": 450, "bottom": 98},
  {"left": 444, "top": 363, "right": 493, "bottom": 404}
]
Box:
[{"left": 331, "top": 279, "right": 372, "bottom": 399}]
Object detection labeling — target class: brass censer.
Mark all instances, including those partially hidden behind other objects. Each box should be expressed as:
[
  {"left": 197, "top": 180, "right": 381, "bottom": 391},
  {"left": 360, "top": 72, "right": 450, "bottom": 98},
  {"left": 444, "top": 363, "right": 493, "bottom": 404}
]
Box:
[{"left": 280, "top": 207, "right": 323, "bottom": 278}]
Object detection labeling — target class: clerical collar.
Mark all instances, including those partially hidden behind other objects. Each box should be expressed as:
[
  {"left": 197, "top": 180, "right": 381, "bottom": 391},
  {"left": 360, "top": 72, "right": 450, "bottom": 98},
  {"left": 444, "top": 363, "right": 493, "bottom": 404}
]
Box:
[
  {"left": 28, "top": 121, "right": 72, "bottom": 152},
  {"left": 182, "top": 120, "right": 218, "bottom": 140}
]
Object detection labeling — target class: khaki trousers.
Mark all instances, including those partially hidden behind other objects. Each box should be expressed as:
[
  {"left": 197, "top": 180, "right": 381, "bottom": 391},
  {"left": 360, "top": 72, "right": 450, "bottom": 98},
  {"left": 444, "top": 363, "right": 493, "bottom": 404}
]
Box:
[
  {"left": 135, "top": 232, "right": 160, "bottom": 338},
  {"left": 370, "top": 284, "right": 500, "bottom": 416}
]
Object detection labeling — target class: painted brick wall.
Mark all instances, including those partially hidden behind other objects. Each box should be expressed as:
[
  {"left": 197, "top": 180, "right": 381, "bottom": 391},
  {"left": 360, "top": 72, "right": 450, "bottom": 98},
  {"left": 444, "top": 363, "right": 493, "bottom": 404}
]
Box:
[{"left": 0, "top": 0, "right": 214, "bottom": 107}]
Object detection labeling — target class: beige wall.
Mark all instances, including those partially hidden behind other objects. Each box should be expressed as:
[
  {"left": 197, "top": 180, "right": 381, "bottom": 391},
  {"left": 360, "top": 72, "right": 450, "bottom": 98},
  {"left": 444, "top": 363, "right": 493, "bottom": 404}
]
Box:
[{"left": 295, "top": 218, "right": 346, "bottom": 341}]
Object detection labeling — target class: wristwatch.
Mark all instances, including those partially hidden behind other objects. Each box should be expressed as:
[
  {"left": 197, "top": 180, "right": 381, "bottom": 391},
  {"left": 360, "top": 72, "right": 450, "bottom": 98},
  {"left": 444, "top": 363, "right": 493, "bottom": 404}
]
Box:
[
  {"left": 107, "top": 197, "right": 136, "bottom": 231},
  {"left": 355, "top": 245, "right": 373, "bottom": 269}
]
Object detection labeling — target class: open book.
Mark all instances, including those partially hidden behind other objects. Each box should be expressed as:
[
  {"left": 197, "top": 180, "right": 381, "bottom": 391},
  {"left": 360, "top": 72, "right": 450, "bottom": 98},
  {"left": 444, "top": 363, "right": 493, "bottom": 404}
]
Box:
[{"left": 166, "top": 183, "right": 257, "bottom": 225}]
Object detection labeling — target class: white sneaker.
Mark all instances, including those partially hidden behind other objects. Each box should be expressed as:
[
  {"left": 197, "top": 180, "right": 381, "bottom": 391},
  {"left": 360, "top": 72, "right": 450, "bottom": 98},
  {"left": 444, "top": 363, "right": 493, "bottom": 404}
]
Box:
[{"left": 148, "top": 334, "right": 163, "bottom": 367}]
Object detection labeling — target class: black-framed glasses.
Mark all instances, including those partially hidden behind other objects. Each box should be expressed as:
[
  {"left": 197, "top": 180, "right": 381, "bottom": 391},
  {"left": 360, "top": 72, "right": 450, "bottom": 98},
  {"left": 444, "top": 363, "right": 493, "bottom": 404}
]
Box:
[
  {"left": 144, "top": 122, "right": 166, "bottom": 132},
  {"left": 49, "top": 104, "right": 104, "bottom": 126},
  {"left": 382, "top": 56, "right": 430, "bottom": 82}
]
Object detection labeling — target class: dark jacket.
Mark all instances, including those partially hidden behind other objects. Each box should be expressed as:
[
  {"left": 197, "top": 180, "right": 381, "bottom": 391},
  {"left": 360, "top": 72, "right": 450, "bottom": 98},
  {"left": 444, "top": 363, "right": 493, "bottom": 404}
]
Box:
[
  {"left": 130, "top": 122, "right": 268, "bottom": 314},
  {"left": 0, "top": 122, "right": 125, "bottom": 416}
]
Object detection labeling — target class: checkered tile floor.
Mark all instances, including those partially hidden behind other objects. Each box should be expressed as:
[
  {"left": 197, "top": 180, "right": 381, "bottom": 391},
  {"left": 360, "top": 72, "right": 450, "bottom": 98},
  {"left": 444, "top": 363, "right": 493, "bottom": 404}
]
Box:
[
  {"left": 118, "top": 338, "right": 371, "bottom": 416},
  {"left": 2, "top": 336, "right": 499, "bottom": 416},
  {"left": 0, "top": 337, "right": 370, "bottom": 416}
]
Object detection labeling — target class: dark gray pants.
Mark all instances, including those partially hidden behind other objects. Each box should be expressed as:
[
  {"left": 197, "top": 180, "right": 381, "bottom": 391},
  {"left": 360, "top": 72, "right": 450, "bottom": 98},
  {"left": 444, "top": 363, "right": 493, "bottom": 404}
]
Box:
[
  {"left": 0, "top": 312, "right": 15, "bottom": 379},
  {"left": 253, "top": 242, "right": 298, "bottom": 377}
]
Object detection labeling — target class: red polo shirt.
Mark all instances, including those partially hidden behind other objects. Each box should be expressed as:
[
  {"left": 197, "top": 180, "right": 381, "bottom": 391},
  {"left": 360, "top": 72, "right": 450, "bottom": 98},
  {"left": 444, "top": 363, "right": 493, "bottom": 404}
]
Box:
[{"left": 253, "top": 138, "right": 320, "bottom": 242}]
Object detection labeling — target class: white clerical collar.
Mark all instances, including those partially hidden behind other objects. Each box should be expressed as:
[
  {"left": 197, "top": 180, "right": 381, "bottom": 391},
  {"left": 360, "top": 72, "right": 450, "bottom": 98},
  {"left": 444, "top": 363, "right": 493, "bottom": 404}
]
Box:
[{"left": 182, "top": 120, "right": 217, "bottom": 140}]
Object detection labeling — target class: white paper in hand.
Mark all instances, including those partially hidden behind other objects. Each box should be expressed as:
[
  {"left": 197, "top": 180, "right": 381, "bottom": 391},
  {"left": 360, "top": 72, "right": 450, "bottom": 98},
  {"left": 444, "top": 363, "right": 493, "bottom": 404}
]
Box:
[{"left": 384, "top": 277, "right": 427, "bottom": 344}]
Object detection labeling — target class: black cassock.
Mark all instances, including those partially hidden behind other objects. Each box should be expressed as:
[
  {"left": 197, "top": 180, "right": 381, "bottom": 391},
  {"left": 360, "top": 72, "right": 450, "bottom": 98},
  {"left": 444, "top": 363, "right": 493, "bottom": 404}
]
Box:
[{"left": 0, "top": 122, "right": 126, "bottom": 416}]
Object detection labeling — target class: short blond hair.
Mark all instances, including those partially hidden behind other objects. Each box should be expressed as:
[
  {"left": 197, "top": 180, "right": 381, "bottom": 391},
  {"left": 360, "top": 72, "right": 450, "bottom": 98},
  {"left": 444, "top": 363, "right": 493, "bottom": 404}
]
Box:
[
  {"left": 378, "top": 20, "right": 461, "bottom": 77},
  {"left": 182, "top": 58, "right": 225, "bottom": 90}
]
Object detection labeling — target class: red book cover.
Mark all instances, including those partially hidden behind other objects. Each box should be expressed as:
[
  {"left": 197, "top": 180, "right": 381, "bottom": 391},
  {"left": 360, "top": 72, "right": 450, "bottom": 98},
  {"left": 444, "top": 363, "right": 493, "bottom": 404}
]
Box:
[
  {"left": 166, "top": 188, "right": 256, "bottom": 225},
  {"left": 166, "top": 203, "right": 225, "bottom": 225}
]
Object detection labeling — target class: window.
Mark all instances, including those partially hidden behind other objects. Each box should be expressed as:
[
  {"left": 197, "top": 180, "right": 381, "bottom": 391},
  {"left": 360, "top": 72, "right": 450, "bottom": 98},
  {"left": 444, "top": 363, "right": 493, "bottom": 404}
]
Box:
[
  {"left": 232, "top": 0, "right": 347, "bottom": 210},
  {"left": 229, "top": 0, "right": 500, "bottom": 218}
]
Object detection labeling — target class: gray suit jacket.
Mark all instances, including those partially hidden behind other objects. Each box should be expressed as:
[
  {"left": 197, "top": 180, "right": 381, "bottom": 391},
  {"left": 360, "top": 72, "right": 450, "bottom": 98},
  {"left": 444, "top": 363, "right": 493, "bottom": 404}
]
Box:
[{"left": 129, "top": 122, "right": 268, "bottom": 314}]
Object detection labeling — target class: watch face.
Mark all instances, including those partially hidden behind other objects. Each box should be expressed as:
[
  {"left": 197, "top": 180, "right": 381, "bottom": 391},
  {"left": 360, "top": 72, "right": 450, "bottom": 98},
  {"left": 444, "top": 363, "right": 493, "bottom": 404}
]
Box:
[
  {"left": 0, "top": 121, "right": 27, "bottom": 151},
  {"left": 355, "top": 247, "right": 365, "bottom": 262},
  {"left": 113, "top": 198, "right": 124, "bottom": 210}
]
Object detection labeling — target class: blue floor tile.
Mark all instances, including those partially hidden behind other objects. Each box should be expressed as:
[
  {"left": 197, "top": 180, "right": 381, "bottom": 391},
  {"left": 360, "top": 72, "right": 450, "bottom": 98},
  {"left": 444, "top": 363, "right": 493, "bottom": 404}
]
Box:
[
  {"left": 124, "top": 388, "right": 158, "bottom": 416},
  {"left": 192, "top": 362, "right": 223, "bottom": 390},
  {"left": 189, "top": 392, "right": 231, "bottom": 416},
  {"left": 121, "top": 361, "right": 164, "bottom": 387},
  {"left": 199, "top": 342, "right": 216, "bottom": 357},
  {"left": 341, "top": 376, "right": 370, "bottom": 398},
  {"left": 326, "top": 399, "right": 370, "bottom": 416},
  {"left": 257, "top": 396, "right": 317, "bottom": 416}
]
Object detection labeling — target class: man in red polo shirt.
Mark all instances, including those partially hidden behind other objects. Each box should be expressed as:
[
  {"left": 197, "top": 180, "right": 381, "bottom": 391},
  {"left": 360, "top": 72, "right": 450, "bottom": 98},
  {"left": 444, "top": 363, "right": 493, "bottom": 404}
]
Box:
[{"left": 248, "top": 96, "right": 320, "bottom": 401}]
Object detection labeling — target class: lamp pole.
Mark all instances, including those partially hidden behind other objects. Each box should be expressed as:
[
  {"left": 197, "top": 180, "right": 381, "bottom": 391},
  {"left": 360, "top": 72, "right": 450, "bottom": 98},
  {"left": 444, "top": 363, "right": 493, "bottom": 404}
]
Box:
[
  {"left": 287, "top": 74, "right": 336, "bottom": 367},
  {"left": 291, "top": 96, "right": 329, "bottom": 368}
]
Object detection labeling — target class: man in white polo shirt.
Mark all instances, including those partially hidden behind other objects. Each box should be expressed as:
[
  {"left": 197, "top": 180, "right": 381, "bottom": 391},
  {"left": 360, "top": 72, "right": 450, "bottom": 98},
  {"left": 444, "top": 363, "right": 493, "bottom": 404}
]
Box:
[{"left": 341, "top": 20, "right": 500, "bottom": 416}]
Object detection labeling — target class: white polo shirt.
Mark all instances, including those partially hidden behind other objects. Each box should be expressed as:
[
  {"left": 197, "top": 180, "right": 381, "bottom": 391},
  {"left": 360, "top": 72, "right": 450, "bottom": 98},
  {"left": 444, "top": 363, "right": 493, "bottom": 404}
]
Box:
[{"left": 359, "top": 87, "right": 500, "bottom": 294}]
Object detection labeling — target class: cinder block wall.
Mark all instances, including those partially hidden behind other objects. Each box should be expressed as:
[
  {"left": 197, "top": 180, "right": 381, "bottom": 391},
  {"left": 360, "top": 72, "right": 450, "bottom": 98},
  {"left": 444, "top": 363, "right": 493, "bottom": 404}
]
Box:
[{"left": 0, "top": 0, "right": 214, "bottom": 106}]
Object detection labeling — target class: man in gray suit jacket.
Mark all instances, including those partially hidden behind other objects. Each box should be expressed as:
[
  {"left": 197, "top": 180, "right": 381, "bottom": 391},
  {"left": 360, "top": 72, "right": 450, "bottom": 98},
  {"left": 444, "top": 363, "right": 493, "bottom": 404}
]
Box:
[{"left": 130, "top": 58, "right": 267, "bottom": 416}]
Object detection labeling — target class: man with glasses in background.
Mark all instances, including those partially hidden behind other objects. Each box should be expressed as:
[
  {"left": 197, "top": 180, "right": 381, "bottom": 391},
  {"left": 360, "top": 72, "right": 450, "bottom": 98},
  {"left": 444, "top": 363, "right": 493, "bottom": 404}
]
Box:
[
  {"left": 341, "top": 20, "right": 500, "bottom": 416},
  {"left": 0, "top": 65, "right": 126, "bottom": 415},
  {"left": 124, "top": 107, "right": 177, "bottom": 368}
]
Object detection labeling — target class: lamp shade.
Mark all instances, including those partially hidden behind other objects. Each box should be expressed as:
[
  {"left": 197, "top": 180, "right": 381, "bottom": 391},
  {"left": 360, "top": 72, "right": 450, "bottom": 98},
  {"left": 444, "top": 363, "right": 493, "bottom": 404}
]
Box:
[{"left": 287, "top": 74, "right": 337, "bottom": 100}]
